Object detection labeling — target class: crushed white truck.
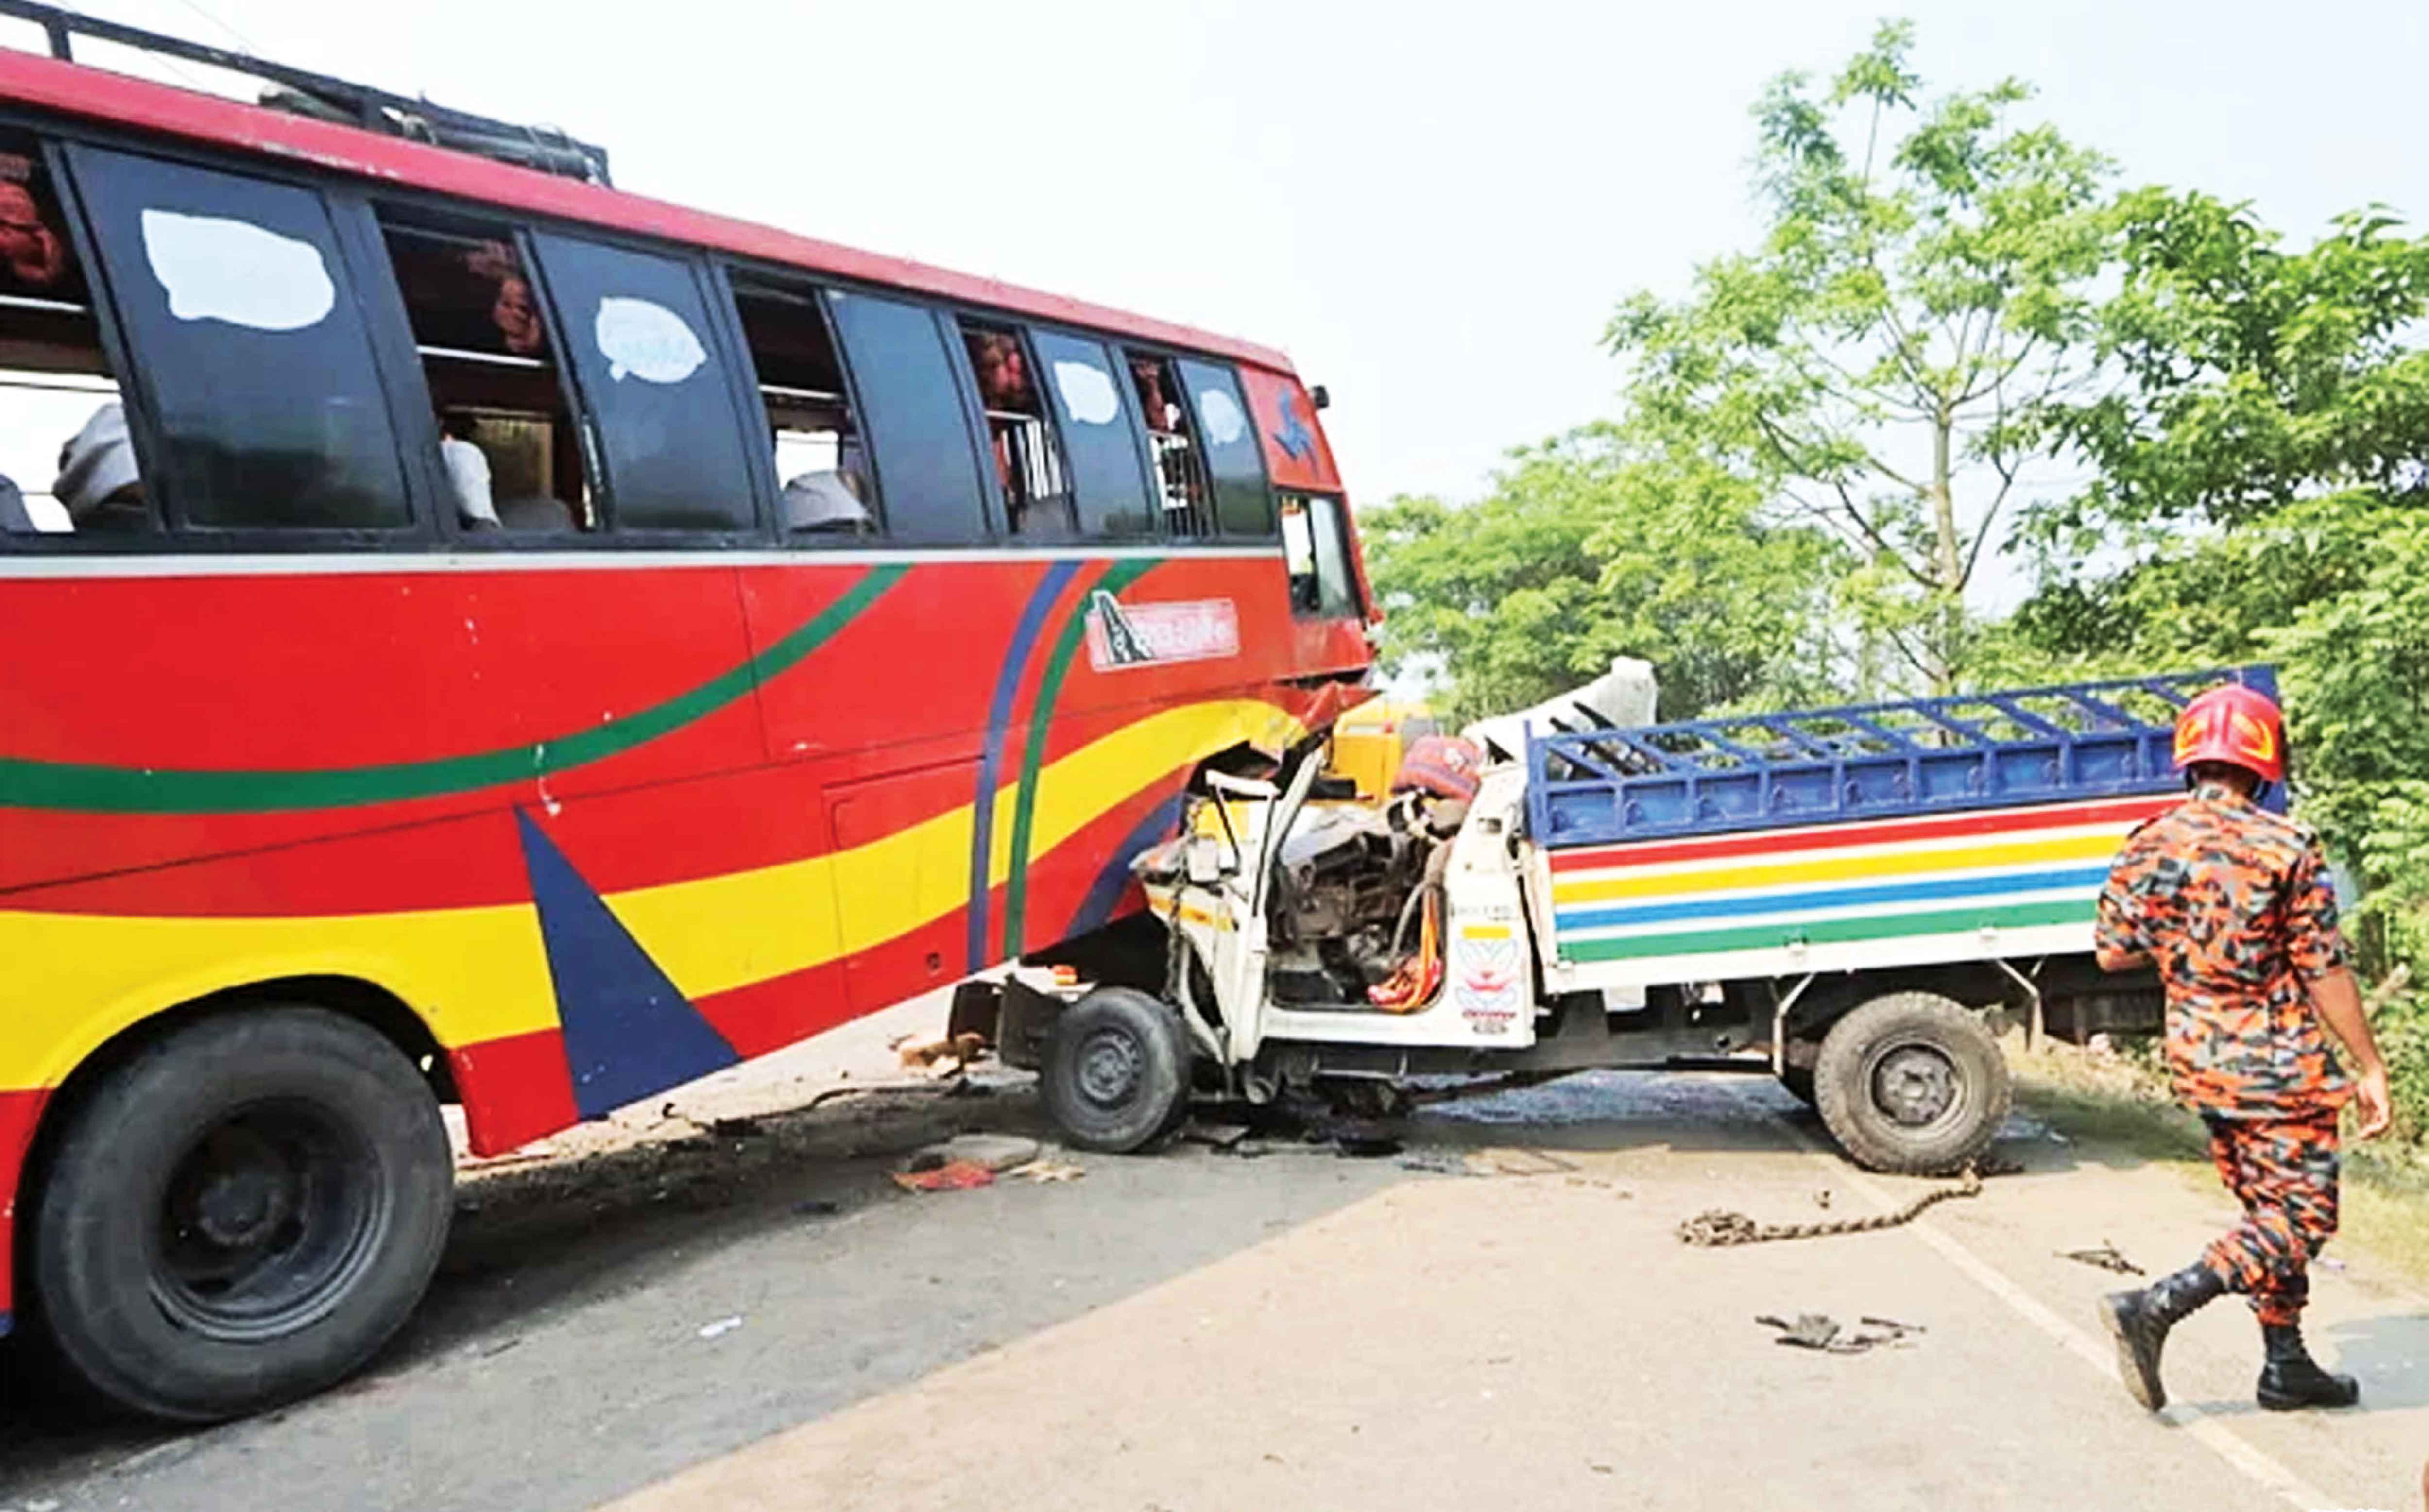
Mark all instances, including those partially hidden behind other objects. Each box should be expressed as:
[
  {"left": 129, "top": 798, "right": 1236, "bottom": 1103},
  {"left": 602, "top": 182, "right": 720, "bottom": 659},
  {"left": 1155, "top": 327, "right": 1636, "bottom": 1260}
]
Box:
[{"left": 961, "top": 668, "right": 2278, "bottom": 1173}]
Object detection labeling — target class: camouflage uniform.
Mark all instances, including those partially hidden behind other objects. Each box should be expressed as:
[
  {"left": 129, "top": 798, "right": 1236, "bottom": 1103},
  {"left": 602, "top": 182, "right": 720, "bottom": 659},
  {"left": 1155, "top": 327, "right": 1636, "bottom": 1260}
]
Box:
[{"left": 2096, "top": 779, "right": 2352, "bottom": 1326}]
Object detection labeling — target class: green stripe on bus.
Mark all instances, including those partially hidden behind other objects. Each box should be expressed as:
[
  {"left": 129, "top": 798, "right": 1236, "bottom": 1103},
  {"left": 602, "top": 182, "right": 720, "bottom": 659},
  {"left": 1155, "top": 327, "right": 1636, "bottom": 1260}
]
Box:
[
  {"left": 1560, "top": 898, "right": 2094, "bottom": 963},
  {"left": 0, "top": 563, "right": 909, "bottom": 815},
  {"left": 999, "top": 558, "right": 1159, "bottom": 959}
]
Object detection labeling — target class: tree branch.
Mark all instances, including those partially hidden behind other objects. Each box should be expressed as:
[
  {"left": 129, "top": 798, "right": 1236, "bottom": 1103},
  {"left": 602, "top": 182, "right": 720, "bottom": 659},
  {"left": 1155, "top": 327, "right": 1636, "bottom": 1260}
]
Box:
[
  {"left": 1959, "top": 456, "right": 2020, "bottom": 589},
  {"left": 1879, "top": 618, "right": 1941, "bottom": 686}
]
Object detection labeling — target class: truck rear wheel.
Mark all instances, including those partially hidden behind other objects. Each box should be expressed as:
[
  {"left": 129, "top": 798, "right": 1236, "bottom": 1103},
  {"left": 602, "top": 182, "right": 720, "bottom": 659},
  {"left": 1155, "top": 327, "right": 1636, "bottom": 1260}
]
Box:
[
  {"left": 1039, "top": 986, "right": 1191, "bottom": 1153},
  {"left": 30, "top": 1006, "right": 453, "bottom": 1422},
  {"left": 1813, "top": 991, "right": 2009, "bottom": 1175}
]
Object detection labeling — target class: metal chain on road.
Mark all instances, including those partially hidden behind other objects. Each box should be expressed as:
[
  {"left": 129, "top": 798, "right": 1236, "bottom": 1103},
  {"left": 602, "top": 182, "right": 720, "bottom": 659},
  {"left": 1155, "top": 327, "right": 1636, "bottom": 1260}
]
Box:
[{"left": 1677, "top": 1160, "right": 2014, "bottom": 1247}]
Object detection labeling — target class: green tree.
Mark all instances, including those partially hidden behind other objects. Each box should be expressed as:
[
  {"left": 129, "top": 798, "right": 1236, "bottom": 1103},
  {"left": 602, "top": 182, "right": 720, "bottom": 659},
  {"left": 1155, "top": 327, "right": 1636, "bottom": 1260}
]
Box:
[
  {"left": 2004, "top": 192, "right": 2429, "bottom": 1000},
  {"left": 1363, "top": 426, "right": 1840, "bottom": 725},
  {"left": 1607, "top": 20, "right": 2113, "bottom": 694},
  {"left": 2019, "top": 189, "right": 2429, "bottom": 563}
]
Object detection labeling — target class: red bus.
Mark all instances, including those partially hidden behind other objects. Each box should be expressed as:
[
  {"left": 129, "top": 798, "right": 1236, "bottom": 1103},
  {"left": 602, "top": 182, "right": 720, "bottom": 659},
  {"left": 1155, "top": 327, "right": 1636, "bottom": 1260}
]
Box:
[{"left": 0, "top": 5, "right": 1373, "bottom": 1421}]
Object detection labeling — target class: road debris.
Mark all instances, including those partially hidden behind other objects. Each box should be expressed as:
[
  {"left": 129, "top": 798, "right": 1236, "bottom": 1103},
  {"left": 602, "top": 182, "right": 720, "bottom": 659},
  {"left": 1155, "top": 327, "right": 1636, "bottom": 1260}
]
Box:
[
  {"left": 1756, "top": 1312, "right": 1924, "bottom": 1353},
  {"left": 897, "top": 1032, "right": 989, "bottom": 1073},
  {"left": 892, "top": 1160, "right": 996, "bottom": 1192},
  {"left": 792, "top": 1198, "right": 840, "bottom": 1216},
  {"left": 1467, "top": 1147, "right": 1577, "bottom": 1177},
  {"left": 912, "top": 1133, "right": 1041, "bottom": 1172},
  {"left": 2057, "top": 1240, "right": 2144, "bottom": 1276},
  {"left": 1006, "top": 1158, "right": 1085, "bottom": 1184},
  {"left": 695, "top": 1316, "right": 743, "bottom": 1340},
  {"left": 1814, "top": 1189, "right": 1832, "bottom": 1210},
  {"left": 1679, "top": 1163, "right": 1989, "bottom": 1246},
  {"left": 1332, "top": 1129, "right": 1404, "bottom": 1158},
  {"left": 1183, "top": 1121, "right": 1253, "bottom": 1150}
]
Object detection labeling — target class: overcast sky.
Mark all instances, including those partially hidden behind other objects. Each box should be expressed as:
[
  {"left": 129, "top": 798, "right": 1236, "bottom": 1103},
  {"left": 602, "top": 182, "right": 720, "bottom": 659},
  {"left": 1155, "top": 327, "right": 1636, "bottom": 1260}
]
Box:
[{"left": 31, "top": 0, "right": 2429, "bottom": 510}]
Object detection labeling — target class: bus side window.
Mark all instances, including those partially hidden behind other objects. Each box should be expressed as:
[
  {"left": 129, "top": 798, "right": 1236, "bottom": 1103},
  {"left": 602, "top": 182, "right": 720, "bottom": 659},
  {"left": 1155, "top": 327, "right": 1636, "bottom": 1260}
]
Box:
[
  {"left": 527, "top": 233, "right": 759, "bottom": 535},
  {"left": 1175, "top": 359, "right": 1276, "bottom": 537},
  {"left": 63, "top": 144, "right": 411, "bottom": 533},
  {"left": 1280, "top": 492, "right": 1359, "bottom": 619},
  {"left": 959, "top": 319, "right": 1071, "bottom": 538},
  {"left": 1030, "top": 329, "right": 1156, "bottom": 539},
  {"left": 729, "top": 274, "right": 872, "bottom": 536},
  {"left": 376, "top": 208, "right": 593, "bottom": 536},
  {"left": 1123, "top": 349, "right": 1212, "bottom": 537},
  {"left": 824, "top": 292, "right": 991, "bottom": 545},
  {"left": 0, "top": 133, "right": 141, "bottom": 537}
]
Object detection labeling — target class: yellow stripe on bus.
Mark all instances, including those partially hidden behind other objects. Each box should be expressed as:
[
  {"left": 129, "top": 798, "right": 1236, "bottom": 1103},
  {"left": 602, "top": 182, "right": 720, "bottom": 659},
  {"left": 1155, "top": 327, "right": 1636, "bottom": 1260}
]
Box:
[
  {"left": 1548, "top": 830, "right": 2124, "bottom": 907},
  {"left": 0, "top": 697, "right": 1303, "bottom": 1092}
]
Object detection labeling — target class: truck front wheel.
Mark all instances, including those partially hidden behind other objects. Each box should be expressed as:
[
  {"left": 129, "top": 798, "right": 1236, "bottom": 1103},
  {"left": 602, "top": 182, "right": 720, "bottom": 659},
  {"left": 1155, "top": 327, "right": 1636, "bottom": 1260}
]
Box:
[
  {"left": 1039, "top": 987, "right": 1191, "bottom": 1153},
  {"left": 30, "top": 1006, "right": 453, "bottom": 1422},
  {"left": 1813, "top": 991, "right": 2009, "bottom": 1175}
]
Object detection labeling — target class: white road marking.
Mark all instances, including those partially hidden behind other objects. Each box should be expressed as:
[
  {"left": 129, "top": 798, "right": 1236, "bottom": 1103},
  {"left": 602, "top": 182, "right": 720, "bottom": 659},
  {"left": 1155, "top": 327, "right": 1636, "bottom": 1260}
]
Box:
[{"left": 1771, "top": 1111, "right": 2341, "bottom": 1512}]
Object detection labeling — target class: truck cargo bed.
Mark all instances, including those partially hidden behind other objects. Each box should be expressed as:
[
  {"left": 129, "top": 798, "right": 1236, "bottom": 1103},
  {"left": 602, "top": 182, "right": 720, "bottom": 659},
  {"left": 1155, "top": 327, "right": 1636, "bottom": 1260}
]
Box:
[{"left": 1525, "top": 668, "right": 2276, "bottom": 990}]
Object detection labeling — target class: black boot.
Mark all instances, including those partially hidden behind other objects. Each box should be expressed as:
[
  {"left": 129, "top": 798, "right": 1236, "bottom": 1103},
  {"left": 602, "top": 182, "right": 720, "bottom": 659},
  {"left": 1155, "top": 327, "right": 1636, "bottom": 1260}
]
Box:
[
  {"left": 2256, "top": 1323, "right": 2360, "bottom": 1410},
  {"left": 2100, "top": 1264, "right": 2226, "bottom": 1410}
]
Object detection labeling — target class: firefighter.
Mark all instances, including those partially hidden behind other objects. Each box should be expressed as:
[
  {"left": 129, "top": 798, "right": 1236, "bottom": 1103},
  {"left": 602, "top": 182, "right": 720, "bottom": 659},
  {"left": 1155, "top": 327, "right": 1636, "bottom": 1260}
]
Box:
[{"left": 2092, "top": 682, "right": 2392, "bottom": 1412}]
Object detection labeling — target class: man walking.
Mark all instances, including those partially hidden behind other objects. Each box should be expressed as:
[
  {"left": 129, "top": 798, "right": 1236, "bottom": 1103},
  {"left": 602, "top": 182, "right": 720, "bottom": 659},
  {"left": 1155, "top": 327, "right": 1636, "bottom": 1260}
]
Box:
[{"left": 2093, "top": 681, "right": 2391, "bottom": 1412}]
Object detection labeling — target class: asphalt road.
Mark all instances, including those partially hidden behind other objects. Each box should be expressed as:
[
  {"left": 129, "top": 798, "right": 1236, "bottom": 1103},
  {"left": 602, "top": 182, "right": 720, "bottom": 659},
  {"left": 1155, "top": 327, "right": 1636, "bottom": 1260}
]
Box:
[{"left": 3, "top": 1053, "right": 2426, "bottom": 1512}]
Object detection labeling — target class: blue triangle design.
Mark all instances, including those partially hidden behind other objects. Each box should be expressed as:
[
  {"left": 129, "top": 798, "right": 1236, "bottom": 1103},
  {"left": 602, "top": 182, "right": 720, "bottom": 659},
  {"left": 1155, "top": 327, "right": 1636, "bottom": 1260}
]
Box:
[{"left": 515, "top": 810, "right": 738, "bottom": 1119}]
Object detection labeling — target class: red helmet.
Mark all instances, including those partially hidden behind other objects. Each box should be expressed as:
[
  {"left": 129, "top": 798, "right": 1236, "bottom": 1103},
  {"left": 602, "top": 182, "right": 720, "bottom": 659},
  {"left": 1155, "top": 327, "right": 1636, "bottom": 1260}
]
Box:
[{"left": 2172, "top": 683, "right": 2285, "bottom": 784}]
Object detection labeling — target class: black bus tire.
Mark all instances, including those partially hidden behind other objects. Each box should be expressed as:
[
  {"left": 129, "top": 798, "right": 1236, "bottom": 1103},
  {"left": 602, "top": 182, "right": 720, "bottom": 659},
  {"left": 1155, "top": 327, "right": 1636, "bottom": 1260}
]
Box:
[
  {"left": 1039, "top": 987, "right": 1191, "bottom": 1153},
  {"left": 1813, "top": 991, "right": 2009, "bottom": 1176},
  {"left": 31, "top": 1006, "right": 453, "bottom": 1423}
]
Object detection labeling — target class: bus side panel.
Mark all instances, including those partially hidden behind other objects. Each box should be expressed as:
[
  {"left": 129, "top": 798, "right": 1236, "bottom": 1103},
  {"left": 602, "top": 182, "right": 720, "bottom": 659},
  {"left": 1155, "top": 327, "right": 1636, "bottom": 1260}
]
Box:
[
  {"left": 0, "top": 562, "right": 770, "bottom": 896},
  {"left": 0, "top": 548, "right": 1373, "bottom": 1323},
  {"left": 0, "top": 1087, "right": 46, "bottom": 1331},
  {"left": 742, "top": 558, "right": 1057, "bottom": 768},
  {"left": 827, "top": 761, "right": 987, "bottom": 1016}
]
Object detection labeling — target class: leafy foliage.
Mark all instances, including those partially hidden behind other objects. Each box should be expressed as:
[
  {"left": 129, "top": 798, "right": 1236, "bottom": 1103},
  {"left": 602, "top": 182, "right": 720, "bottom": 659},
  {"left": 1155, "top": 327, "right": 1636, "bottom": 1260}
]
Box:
[
  {"left": 1993, "top": 179, "right": 2429, "bottom": 1138},
  {"left": 2021, "top": 190, "right": 2429, "bottom": 559},
  {"left": 1362, "top": 427, "right": 1840, "bottom": 725},
  {"left": 1606, "top": 21, "right": 2112, "bottom": 692}
]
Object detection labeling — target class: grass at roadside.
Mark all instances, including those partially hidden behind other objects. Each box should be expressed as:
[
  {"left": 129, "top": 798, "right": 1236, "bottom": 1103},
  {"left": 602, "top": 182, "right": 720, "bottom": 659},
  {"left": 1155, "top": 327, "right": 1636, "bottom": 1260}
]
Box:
[{"left": 2008, "top": 1038, "right": 2429, "bottom": 1289}]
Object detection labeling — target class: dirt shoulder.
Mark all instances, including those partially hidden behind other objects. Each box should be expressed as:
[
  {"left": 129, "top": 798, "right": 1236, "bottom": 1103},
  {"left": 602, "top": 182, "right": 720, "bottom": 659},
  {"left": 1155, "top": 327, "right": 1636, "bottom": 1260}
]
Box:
[{"left": 2008, "top": 1036, "right": 2429, "bottom": 1286}]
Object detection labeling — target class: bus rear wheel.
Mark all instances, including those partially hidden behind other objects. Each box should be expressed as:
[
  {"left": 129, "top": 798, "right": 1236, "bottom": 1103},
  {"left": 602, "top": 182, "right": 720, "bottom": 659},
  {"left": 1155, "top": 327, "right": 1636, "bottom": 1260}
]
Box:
[
  {"left": 1813, "top": 991, "right": 2009, "bottom": 1176},
  {"left": 1039, "top": 987, "right": 1192, "bottom": 1153},
  {"left": 31, "top": 1006, "right": 453, "bottom": 1422}
]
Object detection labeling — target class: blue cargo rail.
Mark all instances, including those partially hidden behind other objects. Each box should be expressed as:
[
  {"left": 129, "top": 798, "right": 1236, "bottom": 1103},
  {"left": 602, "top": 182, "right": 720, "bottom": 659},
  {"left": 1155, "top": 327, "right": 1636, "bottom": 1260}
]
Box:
[{"left": 1526, "top": 667, "right": 2277, "bottom": 848}]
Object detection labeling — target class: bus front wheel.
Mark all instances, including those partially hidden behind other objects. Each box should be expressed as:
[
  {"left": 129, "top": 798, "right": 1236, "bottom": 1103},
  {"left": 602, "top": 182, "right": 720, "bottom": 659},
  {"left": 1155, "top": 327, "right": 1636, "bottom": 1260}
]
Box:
[{"left": 31, "top": 1005, "right": 453, "bottom": 1422}]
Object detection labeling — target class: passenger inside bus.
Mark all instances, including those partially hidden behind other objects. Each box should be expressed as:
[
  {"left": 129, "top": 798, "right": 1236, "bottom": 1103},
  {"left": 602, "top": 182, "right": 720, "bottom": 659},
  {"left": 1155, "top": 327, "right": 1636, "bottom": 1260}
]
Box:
[
  {"left": 437, "top": 410, "right": 501, "bottom": 530},
  {"left": 964, "top": 322, "right": 1069, "bottom": 535},
  {"left": 731, "top": 276, "right": 878, "bottom": 537},
  {"left": 1127, "top": 351, "right": 1211, "bottom": 536},
  {"left": 378, "top": 212, "right": 592, "bottom": 534},
  {"left": 0, "top": 136, "right": 139, "bottom": 534},
  {"left": 55, "top": 400, "right": 144, "bottom": 530}
]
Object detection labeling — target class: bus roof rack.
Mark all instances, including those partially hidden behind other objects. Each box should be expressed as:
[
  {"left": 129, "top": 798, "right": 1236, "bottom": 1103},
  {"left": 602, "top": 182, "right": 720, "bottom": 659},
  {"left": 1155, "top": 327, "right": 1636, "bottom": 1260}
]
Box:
[{"left": 0, "top": 0, "right": 612, "bottom": 187}]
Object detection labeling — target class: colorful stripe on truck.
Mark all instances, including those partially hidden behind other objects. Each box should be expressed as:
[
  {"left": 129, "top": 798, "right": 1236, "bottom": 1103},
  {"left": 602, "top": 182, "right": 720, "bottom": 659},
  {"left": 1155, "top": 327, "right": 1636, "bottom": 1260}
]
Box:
[{"left": 1545, "top": 794, "right": 2176, "bottom": 971}]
